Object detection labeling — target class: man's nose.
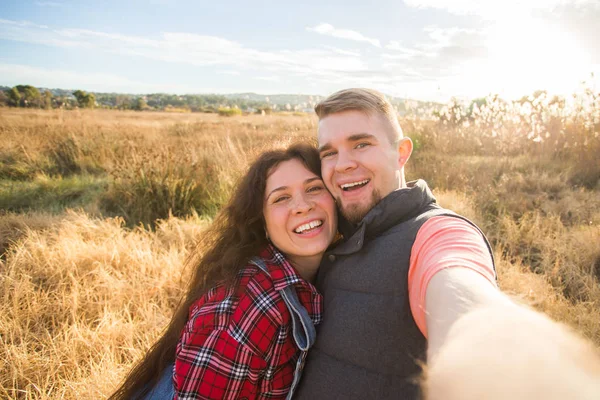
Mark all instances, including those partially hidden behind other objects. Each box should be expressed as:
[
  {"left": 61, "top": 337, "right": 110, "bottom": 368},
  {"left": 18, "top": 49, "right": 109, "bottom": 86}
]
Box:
[{"left": 334, "top": 150, "right": 357, "bottom": 173}]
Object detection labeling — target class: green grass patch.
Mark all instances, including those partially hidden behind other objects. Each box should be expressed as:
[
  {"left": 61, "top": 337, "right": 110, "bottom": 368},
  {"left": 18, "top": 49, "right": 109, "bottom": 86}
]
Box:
[
  {"left": 0, "top": 151, "right": 52, "bottom": 181},
  {"left": 100, "top": 160, "right": 230, "bottom": 228},
  {"left": 0, "top": 174, "right": 108, "bottom": 213}
]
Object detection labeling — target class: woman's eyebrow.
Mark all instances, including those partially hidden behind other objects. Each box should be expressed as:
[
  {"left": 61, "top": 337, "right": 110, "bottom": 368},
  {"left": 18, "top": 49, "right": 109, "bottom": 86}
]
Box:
[
  {"left": 266, "top": 177, "right": 322, "bottom": 200},
  {"left": 305, "top": 177, "right": 322, "bottom": 184},
  {"left": 266, "top": 186, "right": 288, "bottom": 200}
]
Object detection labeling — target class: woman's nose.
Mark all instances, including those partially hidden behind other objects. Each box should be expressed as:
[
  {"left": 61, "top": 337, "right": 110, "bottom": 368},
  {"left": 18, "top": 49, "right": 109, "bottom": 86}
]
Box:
[{"left": 292, "top": 194, "right": 314, "bottom": 214}]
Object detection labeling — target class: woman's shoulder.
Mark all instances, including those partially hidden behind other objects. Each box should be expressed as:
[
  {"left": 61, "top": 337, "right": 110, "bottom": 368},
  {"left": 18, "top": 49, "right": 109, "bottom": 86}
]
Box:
[
  {"left": 183, "top": 260, "right": 289, "bottom": 358},
  {"left": 187, "top": 261, "right": 288, "bottom": 330},
  {"left": 232, "top": 261, "right": 288, "bottom": 324}
]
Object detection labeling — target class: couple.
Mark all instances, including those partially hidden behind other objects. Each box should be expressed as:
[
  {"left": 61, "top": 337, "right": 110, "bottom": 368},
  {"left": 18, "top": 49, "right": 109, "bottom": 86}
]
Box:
[{"left": 112, "top": 89, "right": 600, "bottom": 400}]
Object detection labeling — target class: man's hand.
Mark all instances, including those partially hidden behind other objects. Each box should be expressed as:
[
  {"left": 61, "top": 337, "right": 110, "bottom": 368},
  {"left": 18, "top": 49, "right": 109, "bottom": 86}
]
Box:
[{"left": 423, "top": 268, "right": 600, "bottom": 400}]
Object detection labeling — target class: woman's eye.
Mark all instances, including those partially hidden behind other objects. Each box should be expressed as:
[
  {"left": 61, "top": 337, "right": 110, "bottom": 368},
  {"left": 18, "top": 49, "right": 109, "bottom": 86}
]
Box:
[
  {"left": 273, "top": 196, "right": 289, "bottom": 203},
  {"left": 308, "top": 185, "right": 324, "bottom": 193}
]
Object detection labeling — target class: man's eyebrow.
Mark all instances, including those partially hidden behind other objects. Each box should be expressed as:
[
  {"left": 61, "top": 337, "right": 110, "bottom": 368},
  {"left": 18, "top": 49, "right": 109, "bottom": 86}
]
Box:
[
  {"left": 318, "top": 142, "right": 333, "bottom": 153},
  {"left": 319, "top": 133, "right": 378, "bottom": 153},
  {"left": 266, "top": 177, "right": 323, "bottom": 200},
  {"left": 348, "top": 133, "right": 377, "bottom": 142}
]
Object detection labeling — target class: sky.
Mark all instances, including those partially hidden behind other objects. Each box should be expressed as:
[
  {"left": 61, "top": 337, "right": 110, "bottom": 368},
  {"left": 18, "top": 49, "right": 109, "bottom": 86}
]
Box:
[{"left": 0, "top": 0, "right": 599, "bottom": 102}]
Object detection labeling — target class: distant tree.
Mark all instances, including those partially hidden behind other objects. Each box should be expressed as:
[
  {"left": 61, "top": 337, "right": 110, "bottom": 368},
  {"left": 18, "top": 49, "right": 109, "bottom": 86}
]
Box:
[
  {"left": 43, "top": 90, "right": 53, "bottom": 109},
  {"left": 115, "top": 95, "right": 132, "bottom": 109},
  {"left": 54, "top": 95, "right": 75, "bottom": 109},
  {"left": 256, "top": 106, "right": 272, "bottom": 115},
  {"left": 7, "top": 87, "right": 21, "bottom": 107},
  {"left": 73, "top": 90, "right": 86, "bottom": 103},
  {"left": 0, "top": 90, "right": 7, "bottom": 107},
  {"left": 15, "top": 85, "right": 42, "bottom": 107},
  {"left": 73, "top": 90, "right": 96, "bottom": 108},
  {"left": 133, "top": 97, "right": 148, "bottom": 111},
  {"left": 85, "top": 93, "right": 96, "bottom": 108}
]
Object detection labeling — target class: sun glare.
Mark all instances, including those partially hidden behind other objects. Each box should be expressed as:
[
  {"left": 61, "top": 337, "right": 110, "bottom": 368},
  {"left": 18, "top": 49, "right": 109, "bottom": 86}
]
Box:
[{"left": 483, "top": 15, "right": 592, "bottom": 98}]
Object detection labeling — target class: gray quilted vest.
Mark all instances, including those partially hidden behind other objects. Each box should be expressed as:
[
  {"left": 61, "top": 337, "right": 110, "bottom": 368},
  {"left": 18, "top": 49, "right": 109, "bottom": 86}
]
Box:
[{"left": 294, "top": 180, "right": 494, "bottom": 400}]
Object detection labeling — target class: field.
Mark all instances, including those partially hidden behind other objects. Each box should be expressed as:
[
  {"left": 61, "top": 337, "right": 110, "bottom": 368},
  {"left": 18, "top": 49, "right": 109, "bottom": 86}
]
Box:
[{"left": 1, "top": 99, "right": 599, "bottom": 399}]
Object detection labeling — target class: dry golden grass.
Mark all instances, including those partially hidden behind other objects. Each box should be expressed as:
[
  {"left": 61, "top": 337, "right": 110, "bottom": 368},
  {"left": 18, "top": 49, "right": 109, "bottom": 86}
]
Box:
[
  {"left": 0, "top": 107, "right": 598, "bottom": 398},
  {"left": 1, "top": 211, "right": 204, "bottom": 399}
]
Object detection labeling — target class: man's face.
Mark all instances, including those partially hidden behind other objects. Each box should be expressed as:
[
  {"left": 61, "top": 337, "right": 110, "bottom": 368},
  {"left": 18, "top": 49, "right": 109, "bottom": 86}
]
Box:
[{"left": 318, "top": 110, "right": 403, "bottom": 224}]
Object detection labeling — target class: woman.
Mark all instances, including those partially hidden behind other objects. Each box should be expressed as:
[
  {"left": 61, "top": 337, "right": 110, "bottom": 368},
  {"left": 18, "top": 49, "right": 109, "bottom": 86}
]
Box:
[{"left": 110, "top": 143, "right": 337, "bottom": 399}]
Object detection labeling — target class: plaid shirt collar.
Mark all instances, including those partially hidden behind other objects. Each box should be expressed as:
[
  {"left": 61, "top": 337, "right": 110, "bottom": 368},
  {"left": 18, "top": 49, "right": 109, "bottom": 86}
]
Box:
[{"left": 259, "top": 244, "right": 318, "bottom": 293}]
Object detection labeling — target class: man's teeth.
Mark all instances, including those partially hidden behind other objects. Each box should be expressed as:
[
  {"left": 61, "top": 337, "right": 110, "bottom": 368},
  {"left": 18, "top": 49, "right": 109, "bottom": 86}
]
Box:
[
  {"left": 294, "top": 220, "right": 323, "bottom": 234},
  {"left": 340, "top": 179, "right": 369, "bottom": 189}
]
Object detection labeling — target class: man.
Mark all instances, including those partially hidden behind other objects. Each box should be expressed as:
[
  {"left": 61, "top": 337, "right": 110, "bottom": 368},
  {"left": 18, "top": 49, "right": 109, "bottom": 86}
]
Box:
[{"left": 295, "top": 88, "right": 600, "bottom": 399}]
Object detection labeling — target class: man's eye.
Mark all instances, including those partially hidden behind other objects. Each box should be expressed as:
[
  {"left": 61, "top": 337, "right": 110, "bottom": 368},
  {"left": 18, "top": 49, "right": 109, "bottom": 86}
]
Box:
[
  {"left": 321, "top": 151, "right": 336, "bottom": 159},
  {"left": 355, "top": 142, "right": 370, "bottom": 149}
]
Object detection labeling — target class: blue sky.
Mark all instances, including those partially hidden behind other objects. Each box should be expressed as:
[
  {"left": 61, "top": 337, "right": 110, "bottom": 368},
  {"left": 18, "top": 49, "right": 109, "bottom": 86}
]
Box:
[{"left": 0, "top": 0, "right": 598, "bottom": 101}]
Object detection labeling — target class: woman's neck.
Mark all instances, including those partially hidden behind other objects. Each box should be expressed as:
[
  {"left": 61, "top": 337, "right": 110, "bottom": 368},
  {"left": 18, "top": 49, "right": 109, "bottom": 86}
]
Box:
[{"left": 288, "top": 255, "right": 322, "bottom": 283}]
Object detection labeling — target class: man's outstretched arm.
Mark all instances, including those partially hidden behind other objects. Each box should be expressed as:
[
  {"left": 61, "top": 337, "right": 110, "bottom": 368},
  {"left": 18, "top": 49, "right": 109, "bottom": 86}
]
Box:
[
  {"left": 424, "top": 266, "right": 600, "bottom": 400},
  {"left": 409, "top": 216, "right": 600, "bottom": 399}
]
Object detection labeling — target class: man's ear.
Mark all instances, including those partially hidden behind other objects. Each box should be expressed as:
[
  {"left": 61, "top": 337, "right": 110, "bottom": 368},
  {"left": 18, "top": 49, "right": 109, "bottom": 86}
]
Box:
[{"left": 397, "top": 137, "right": 413, "bottom": 168}]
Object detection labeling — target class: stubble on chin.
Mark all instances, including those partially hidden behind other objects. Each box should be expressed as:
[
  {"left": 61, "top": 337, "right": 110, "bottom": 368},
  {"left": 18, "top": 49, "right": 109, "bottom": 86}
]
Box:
[{"left": 338, "top": 189, "right": 382, "bottom": 225}]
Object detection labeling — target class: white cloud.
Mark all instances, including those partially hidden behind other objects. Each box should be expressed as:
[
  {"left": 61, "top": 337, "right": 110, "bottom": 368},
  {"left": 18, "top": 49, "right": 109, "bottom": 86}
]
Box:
[
  {"left": 383, "top": 41, "right": 427, "bottom": 62},
  {"left": 386, "top": 40, "right": 414, "bottom": 52},
  {"left": 403, "top": 0, "right": 598, "bottom": 19},
  {"left": 0, "top": 19, "right": 48, "bottom": 29},
  {"left": 218, "top": 70, "right": 241, "bottom": 76},
  {"left": 0, "top": 19, "right": 367, "bottom": 82},
  {"left": 323, "top": 45, "right": 361, "bottom": 57},
  {"left": 0, "top": 63, "right": 199, "bottom": 93},
  {"left": 256, "top": 76, "right": 281, "bottom": 82},
  {"left": 383, "top": 26, "right": 487, "bottom": 70},
  {"left": 35, "top": 1, "right": 64, "bottom": 7},
  {"left": 307, "top": 23, "right": 381, "bottom": 47}
]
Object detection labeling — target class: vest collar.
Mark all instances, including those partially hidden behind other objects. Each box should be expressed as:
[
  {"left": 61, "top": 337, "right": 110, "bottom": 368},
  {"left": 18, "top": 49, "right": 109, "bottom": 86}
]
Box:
[{"left": 332, "top": 179, "right": 437, "bottom": 256}]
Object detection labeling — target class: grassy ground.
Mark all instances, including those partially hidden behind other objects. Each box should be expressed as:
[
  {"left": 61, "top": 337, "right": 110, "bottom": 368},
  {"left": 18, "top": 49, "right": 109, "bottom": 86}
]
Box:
[{"left": 0, "top": 107, "right": 598, "bottom": 399}]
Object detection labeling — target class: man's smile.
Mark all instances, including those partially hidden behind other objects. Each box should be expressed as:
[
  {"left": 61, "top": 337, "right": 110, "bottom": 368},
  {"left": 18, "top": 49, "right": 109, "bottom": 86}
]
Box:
[{"left": 339, "top": 179, "right": 370, "bottom": 191}]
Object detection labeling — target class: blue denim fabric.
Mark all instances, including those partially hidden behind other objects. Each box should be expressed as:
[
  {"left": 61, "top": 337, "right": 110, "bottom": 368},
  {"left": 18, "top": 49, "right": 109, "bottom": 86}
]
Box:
[
  {"left": 141, "top": 363, "right": 175, "bottom": 400},
  {"left": 249, "top": 257, "right": 317, "bottom": 400}
]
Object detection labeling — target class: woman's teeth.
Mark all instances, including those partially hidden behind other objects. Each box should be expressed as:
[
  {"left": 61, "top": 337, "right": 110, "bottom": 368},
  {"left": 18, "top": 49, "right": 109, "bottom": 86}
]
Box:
[{"left": 294, "top": 220, "right": 323, "bottom": 233}]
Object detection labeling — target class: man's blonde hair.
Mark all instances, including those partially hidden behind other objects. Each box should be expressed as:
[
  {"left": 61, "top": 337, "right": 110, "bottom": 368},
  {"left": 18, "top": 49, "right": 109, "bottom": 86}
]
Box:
[{"left": 314, "top": 88, "right": 403, "bottom": 144}]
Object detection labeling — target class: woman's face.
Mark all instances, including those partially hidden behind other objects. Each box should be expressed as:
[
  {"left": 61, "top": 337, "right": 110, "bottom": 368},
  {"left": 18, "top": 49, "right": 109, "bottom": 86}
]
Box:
[{"left": 263, "top": 158, "right": 337, "bottom": 269}]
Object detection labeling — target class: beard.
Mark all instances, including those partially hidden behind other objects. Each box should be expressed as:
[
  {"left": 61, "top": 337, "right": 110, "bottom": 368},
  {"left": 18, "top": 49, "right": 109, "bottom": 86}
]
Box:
[{"left": 337, "top": 188, "right": 382, "bottom": 225}]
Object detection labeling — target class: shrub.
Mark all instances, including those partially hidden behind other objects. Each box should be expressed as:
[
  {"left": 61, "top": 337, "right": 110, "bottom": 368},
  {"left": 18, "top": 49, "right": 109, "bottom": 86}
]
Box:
[
  {"left": 0, "top": 151, "right": 41, "bottom": 180},
  {"left": 101, "top": 154, "right": 231, "bottom": 228},
  {"left": 46, "top": 135, "right": 81, "bottom": 176},
  {"left": 218, "top": 107, "right": 242, "bottom": 117}
]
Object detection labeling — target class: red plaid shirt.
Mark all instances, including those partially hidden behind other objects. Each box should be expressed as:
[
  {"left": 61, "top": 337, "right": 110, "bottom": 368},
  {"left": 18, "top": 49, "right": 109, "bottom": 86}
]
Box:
[{"left": 174, "top": 245, "right": 322, "bottom": 399}]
